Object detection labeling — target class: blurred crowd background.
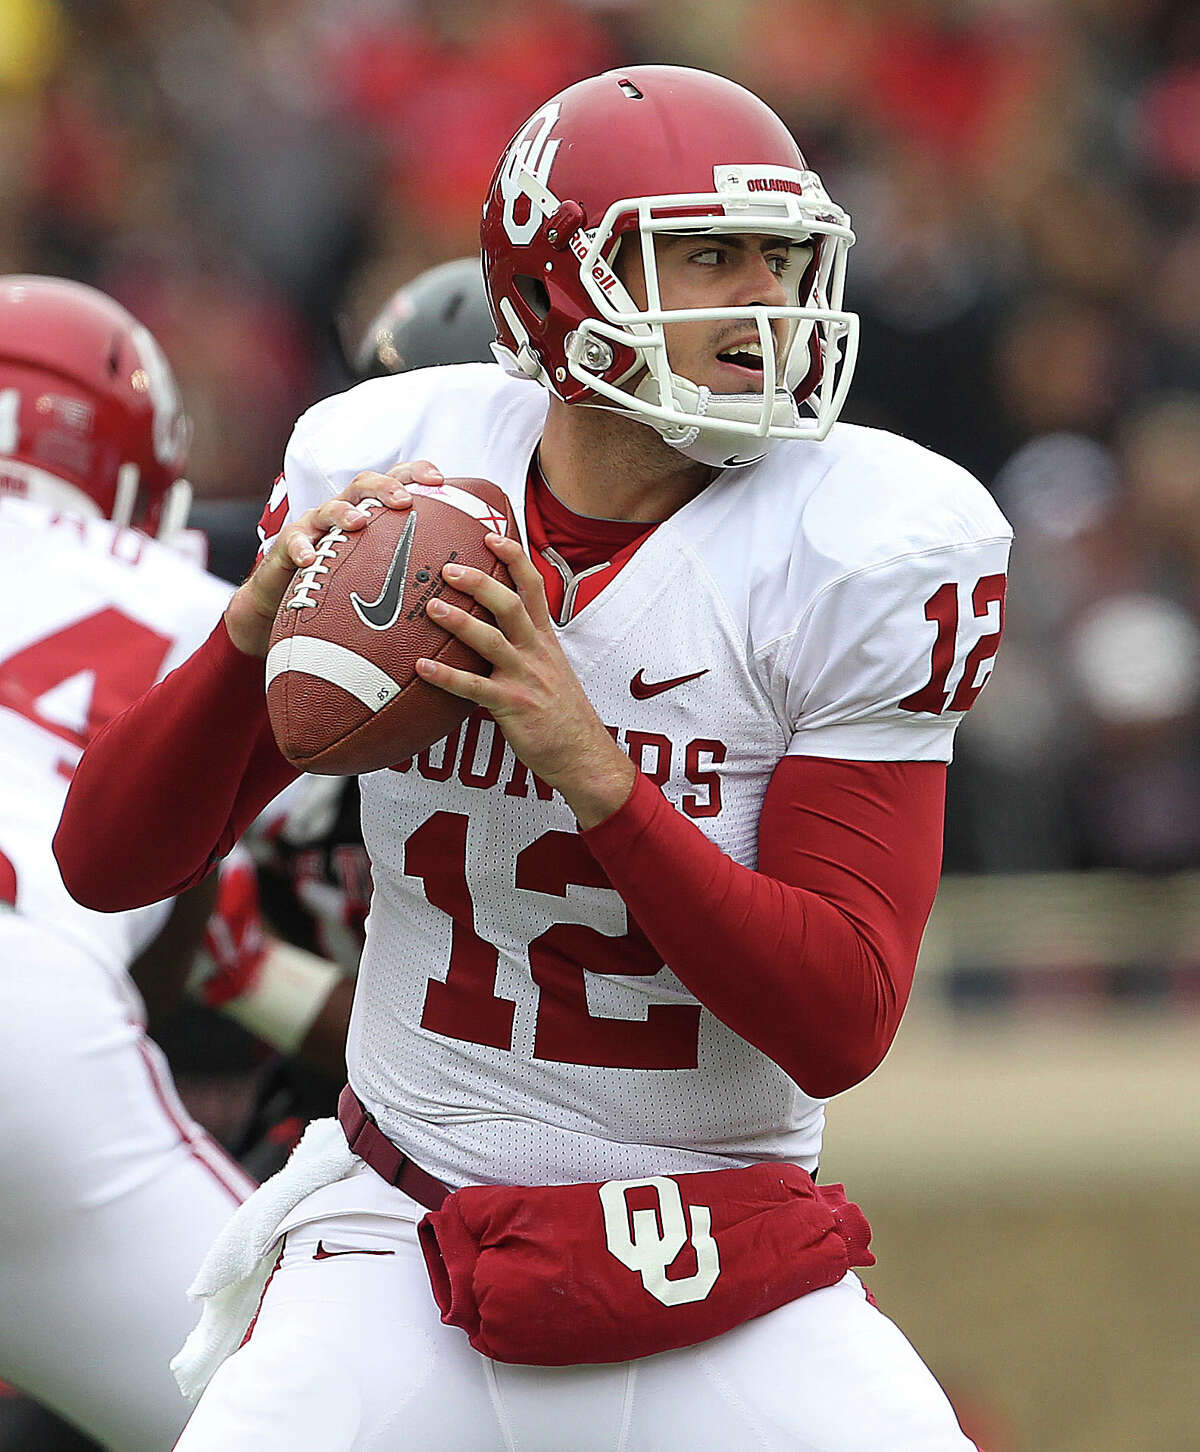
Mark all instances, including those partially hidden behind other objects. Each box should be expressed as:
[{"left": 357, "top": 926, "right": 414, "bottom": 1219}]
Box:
[
  {"left": 2, "top": 0, "right": 1199, "bottom": 880},
  {"left": 2, "top": 4, "right": 1198, "bottom": 1450}
]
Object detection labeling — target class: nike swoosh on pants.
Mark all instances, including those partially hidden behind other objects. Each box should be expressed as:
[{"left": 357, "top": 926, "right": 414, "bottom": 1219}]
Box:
[{"left": 313, "top": 1240, "right": 397, "bottom": 1261}]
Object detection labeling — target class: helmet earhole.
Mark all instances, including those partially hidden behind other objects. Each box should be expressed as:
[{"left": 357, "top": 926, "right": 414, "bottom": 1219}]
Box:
[{"left": 514, "top": 275, "right": 551, "bottom": 321}]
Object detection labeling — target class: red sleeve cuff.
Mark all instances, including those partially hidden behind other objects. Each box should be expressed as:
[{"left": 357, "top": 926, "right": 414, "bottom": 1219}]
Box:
[
  {"left": 211, "top": 616, "right": 278, "bottom": 705},
  {"left": 579, "top": 769, "right": 666, "bottom": 857}
]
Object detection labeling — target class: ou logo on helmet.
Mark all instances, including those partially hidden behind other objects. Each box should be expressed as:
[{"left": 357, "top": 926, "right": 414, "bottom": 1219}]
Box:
[
  {"left": 500, "top": 102, "right": 562, "bottom": 246},
  {"left": 599, "top": 1175, "right": 721, "bottom": 1307}
]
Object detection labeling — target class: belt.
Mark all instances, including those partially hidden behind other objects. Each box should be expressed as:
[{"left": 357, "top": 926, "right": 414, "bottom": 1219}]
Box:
[{"left": 337, "top": 1085, "right": 450, "bottom": 1212}]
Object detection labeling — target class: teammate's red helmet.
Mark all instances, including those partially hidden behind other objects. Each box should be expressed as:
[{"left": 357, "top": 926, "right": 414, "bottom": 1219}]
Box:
[
  {"left": 480, "top": 66, "right": 858, "bottom": 468},
  {"left": 0, "top": 276, "right": 192, "bottom": 538}
]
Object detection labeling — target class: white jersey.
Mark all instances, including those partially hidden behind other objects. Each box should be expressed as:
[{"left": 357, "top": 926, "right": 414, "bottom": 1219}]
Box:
[
  {"left": 0, "top": 497, "right": 232, "bottom": 1004},
  {"left": 272, "top": 364, "right": 1012, "bottom": 1188}
]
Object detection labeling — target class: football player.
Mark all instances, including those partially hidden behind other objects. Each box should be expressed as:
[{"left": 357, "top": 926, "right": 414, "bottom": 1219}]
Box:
[
  {"left": 57, "top": 68, "right": 1011, "bottom": 1451},
  {"left": 0, "top": 276, "right": 257, "bottom": 1451}
]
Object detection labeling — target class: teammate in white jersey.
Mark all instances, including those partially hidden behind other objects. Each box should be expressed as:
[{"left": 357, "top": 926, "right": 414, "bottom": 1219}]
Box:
[
  {"left": 57, "top": 68, "right": 1012, "bottom": 1451},
  {"left": 0, "top": 276, "right": 260, "bottom": 1450}
]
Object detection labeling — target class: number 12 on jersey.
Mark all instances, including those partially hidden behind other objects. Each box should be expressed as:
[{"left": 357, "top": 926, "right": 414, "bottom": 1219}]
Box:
[
  {"left": 899, "top": 573, "right": 1005, "bottom": 716},
  {"left": 407, "top": 812, "right": 701, "bottom": 1071}
]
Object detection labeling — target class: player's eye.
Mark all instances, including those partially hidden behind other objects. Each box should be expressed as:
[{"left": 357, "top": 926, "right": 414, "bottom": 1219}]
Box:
[
  {"left": 689, "top": 248, "right": 723, "bottom": 266},
  {"left": 765, "top": 244, "right": 807, "bottom": 277}
]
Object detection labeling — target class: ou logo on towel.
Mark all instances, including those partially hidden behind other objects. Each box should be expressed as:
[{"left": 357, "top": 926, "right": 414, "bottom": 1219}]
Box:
[{"left": 599, "top": 1176, "right": 721, "bottom": 1307}]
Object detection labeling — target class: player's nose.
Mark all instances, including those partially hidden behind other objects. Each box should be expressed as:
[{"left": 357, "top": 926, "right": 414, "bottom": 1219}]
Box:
[{"left": 737, "top": 251, "right": 788, "bottom": 308}]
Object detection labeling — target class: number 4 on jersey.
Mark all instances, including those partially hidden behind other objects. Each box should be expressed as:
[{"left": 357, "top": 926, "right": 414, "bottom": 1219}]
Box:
[
  {"left": 0, "top": 608, "right": 172, "bottom": 750},
  {"left": 900, "top": 573, "right": 1005, "bottom": 716}
]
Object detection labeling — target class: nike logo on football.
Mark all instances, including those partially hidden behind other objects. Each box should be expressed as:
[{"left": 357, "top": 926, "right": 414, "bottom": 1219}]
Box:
[
  {"left": 630, "top": 668, "right": 710, "bottom": 699},
  {"left": 313, "top": 1240, "right": 396, "bottom": 1260},
  {"left": 350, "top": 512, "right": 416, "bottom": 631}
]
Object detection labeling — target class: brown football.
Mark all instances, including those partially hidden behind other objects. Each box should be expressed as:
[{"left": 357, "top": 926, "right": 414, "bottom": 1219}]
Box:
[{"left": 265, "top": 477, "right": 516, "bottom": 775}]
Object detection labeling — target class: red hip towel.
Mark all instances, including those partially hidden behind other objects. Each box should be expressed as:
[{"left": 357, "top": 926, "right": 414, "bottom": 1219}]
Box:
[{"left": 418, "top": 1161, "right": 874, "bottom": 1365}]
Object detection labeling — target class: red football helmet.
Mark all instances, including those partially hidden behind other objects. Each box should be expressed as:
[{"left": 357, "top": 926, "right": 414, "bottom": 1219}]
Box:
[
  {"left": 0, "top": 275, "right": 192, "bottom": 538},
  {"left": 480, "top": 66, "right": 858, "bottom": 468}
]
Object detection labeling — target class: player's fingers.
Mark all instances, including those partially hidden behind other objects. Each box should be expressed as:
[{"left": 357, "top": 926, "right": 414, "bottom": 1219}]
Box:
[
  {"left": 278, "top": 501, "right": 368, "bottom": 568},
  {"left": 232, "top": 523, "right": 325, "bottom": 648},
  {"left": 486, "top": 534, "right": 553, "bottom": 630},
  {"left": 231, "top": 495, "right": 391, "bottom": 657},
  {"left": 252, "top": 489, "right": 403, "bottom": 611},
  {"left": 426, "top": 597, "right": 519, "bottom": 668},
  {"left": 413, "top": 654, "right": 492, "bottom": 705},
  {"left": 385, "top": 459, "right": 444, "bottom": 488},
  {"left": 441, "top": 562, "right": 537, "bottom": 646},
  {"left": 341, "top": 472, "right": 415, "bottom": 510}
]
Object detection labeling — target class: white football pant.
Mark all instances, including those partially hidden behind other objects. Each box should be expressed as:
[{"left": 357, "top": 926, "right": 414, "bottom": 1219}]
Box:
[
  {"left": 176, "top": 1184, "right": 978, "bottom": 1451},
  {"left": 0, "top": 919, "right": 253, "bottom": 1451}
]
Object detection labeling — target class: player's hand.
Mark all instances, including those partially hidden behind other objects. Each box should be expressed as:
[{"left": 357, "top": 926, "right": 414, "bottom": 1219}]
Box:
[
  {"left": 415, "top": 534, "right": 637, "bottom": 828},
  {"left": 224, "top": 463, "right": 439, "bottom": 658}
]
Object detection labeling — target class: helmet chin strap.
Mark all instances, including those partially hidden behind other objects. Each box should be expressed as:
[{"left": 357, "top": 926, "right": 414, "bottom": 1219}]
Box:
[
  {"left": 631, "top": 371, "right": 802, "bottom": 469},
  {"left": 112, "top": 462, "right": 140, "bottom": 529},
  {"left": 157, "top": 478, "right": 193, "bottom": 543}
]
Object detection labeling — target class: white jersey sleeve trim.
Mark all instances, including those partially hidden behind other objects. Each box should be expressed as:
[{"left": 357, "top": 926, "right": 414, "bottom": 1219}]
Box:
[{"left": 783, "top": 716, "right": 955, "bottom": 762}]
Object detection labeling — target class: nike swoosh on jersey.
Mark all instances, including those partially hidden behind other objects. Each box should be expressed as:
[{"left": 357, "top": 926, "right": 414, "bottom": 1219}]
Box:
[
  {"left": 629, "top": 668, "right": 710, "bottom": 699},
  {"left": 350, "top": 512, "right": 416, "bottom": 631},
  {"left": 313, "top": 1240, "right": 397, "bottom": 1260}
]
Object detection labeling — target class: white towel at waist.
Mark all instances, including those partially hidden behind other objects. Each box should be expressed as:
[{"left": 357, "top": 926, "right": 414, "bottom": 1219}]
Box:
[{"left": 172, "top": 1115, "right": 356, "bottom": 1400}]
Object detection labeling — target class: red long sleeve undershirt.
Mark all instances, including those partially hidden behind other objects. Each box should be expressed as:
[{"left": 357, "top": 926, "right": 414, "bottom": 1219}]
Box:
[
  {"left": 54, "top": 620, "right": 298, "bottom": 911},
  {"left": 54, "top": 619, "right": 944, "bottom": 1098},
  {"left": 582, "top": 762, "right": 944, "bottom": 1098}
]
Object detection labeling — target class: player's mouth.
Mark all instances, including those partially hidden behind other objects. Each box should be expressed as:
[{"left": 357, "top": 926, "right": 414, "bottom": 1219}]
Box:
[{"left": 714, "top": 338, "right": 768, "bottom": 386}]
